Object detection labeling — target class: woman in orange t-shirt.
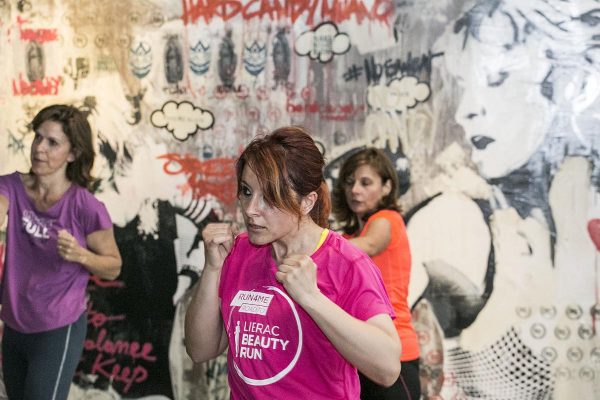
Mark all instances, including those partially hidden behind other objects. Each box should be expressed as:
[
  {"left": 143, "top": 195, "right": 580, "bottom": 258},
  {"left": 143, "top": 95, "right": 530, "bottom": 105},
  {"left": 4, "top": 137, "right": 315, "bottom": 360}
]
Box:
[{"left": 333, "top": 147, "right": 420, "bottom": 400}]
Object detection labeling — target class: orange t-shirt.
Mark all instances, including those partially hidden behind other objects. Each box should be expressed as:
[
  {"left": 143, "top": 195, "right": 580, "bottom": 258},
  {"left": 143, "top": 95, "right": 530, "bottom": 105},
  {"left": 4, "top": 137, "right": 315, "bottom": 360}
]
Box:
[{"left": 347, "top": 209, "right": 420, "bottom": 361}]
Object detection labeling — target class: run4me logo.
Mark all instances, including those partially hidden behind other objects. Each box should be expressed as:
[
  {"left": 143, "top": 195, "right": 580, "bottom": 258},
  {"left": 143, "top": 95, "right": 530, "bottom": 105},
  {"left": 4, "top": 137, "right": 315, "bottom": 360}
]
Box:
[{"left": 227, "top": 287, "right": 303, "bottom": 385}]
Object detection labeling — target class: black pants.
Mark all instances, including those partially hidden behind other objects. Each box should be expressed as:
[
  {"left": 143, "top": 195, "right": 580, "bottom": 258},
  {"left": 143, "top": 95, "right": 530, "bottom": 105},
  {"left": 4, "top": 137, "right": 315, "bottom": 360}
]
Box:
[
  {"left": 2, "top": 312, "right": 87, "bottom": 400},
  {"left": 360, "top": 358, "right": 421, "bottom": 400}
]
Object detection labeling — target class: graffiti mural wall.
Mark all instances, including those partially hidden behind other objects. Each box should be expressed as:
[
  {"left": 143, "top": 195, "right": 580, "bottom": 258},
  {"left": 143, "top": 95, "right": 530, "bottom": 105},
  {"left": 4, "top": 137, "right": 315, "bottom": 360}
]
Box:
[{"left": 0, "top": 0, "right": 598, "bottom": 399}]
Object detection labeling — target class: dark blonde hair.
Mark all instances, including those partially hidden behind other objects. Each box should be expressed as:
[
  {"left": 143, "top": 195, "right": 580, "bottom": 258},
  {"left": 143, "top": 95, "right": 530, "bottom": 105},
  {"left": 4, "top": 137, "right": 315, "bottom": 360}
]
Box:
[
  {"left": 332, "top": 147, "right": 400, "bottom": 234},
  {"left": 236, "top": 126, "right": 330, "bottom": 228},
  {"left": 31, "top": 104, "right": 96, "bottom": 190}
]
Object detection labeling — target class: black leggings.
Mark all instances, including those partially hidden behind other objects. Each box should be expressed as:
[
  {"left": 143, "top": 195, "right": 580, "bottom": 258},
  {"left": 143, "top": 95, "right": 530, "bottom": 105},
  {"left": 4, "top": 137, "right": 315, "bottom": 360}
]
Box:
[
  {"left": 2, "top": 312, "right": 87, "bottom": 400},
  {"left": 360, "top": 358, "right": 421, "bottom": 400}
]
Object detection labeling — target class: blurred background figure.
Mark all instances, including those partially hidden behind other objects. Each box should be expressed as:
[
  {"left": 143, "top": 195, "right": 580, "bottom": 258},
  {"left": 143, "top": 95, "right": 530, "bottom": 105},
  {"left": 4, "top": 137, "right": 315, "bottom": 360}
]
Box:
[{"left": 333, "top": 147, "right": 420, "bottom": 400}]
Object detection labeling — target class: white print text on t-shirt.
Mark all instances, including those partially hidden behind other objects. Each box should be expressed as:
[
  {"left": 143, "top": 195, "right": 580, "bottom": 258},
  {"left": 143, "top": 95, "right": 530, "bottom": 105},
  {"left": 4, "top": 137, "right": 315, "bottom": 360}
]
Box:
[{"left": 22, "top": 209, "right": 52, "bottom": 239}]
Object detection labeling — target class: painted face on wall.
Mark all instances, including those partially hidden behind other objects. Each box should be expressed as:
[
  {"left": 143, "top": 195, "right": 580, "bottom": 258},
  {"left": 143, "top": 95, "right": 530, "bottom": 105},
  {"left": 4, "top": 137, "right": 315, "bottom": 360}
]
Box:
[
  {"left": 344, "top": 164, "right": 391, "bottom": 220},
  {"left": 443, "top": 14, "right": 554, "bottom": 179},
  {"left": 30, "top": 120, "right": 75, "bottom": 178},
  {"left": 238, "top": 166, "right": 299, "bottom": 246}
]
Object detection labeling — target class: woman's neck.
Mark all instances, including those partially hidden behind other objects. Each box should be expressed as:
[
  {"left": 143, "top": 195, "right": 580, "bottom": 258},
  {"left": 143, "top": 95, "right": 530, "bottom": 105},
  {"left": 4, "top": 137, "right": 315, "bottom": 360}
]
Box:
[
  {"left": 23, "top": 173, "right": 72, "bottom": 206},
  {"left": 271, "top": 218, "right": 324, "bottom": 263}
]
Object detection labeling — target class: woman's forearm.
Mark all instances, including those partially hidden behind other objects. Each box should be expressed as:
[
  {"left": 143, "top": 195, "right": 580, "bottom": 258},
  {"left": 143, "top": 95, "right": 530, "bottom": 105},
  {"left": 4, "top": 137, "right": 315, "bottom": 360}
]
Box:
[
  {"left": 301, "top": 292, "right": 401, "bottom": 386},
  {"left": 184, "top": 267, "right": 228, "bottom": 362},
  {"left": 78, "top": 250, "right": 122, "bottom": 280}
]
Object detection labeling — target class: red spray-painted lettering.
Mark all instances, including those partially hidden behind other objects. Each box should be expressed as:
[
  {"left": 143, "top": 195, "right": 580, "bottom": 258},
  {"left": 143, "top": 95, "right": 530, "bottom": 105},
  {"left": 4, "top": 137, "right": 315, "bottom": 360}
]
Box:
[
  {"left": 181, "top": 0, "right": 393, "bottom": 26},
  {"left": 17, "top": 16, "right": 58, "bottom": 43},
  {"left": 12, "top": 74, "right": 61, "bottom": 96}
]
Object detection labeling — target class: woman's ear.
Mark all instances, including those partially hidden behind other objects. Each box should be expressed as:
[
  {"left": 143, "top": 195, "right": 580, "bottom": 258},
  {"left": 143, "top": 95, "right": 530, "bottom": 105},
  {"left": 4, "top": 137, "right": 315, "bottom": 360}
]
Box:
[
  {"left": 68, "top": 147, "right": 81, "bottom": 163},
  {"left": 301, "top": 191, "right": 318, "bottom": 215},
  {"left": 383, "top": 179, "right": 392, "bottom": 196}
]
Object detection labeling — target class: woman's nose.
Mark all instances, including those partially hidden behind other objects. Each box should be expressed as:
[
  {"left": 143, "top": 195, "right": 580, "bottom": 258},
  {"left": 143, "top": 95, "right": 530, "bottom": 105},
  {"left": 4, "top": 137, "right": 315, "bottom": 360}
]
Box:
[
  {"left": 244, "top": 195, "right": 261, "bottom": 216},
  {"left": 456, "top": 94, "right": 486, "bottom": 125},
  {"left": 34, "top": 139, "right": 47, "bottom": 151}
]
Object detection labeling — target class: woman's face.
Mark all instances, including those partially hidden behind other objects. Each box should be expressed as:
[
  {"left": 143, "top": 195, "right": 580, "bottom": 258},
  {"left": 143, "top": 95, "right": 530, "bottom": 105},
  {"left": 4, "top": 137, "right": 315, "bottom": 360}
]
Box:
[
  {"left": 344, "top": 164, "right": 391, "bottom": 220},
  {"left": 30, "top": 120, "right": 75, "bottom": 178},
  {"left": 443, "top": 19, "right": 554, "bottom": 179},
  {"left": 238, "top": 165, "right": 299, "bottom": 246}
]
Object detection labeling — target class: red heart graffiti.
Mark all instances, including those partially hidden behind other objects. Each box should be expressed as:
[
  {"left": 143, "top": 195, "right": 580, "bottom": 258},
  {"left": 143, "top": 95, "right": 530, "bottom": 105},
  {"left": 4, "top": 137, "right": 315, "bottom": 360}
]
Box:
[{"left": 587, "top": 219, "right": 600, "bottom": 251}]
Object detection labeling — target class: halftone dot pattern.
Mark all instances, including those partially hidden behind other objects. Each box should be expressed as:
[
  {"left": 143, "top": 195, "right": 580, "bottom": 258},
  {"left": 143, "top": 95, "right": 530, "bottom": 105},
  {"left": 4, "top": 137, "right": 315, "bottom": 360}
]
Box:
[{"left": 446, "top": 327, "right": 554, "bottom": 399}]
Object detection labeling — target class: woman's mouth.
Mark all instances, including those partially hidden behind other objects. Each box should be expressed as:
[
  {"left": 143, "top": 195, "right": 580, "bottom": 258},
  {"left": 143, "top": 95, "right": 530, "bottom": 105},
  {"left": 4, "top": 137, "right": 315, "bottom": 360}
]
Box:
[
  {"left": 246, "top": 222, "right": 265, "bottom": 231},
  {"left": 471, "top": 135, "right": 495, "bottom": 150}
]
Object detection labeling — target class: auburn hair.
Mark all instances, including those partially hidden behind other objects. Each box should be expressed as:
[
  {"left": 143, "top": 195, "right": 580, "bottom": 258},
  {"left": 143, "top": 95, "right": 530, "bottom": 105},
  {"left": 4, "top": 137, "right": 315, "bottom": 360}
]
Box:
[{"left": 236, "top": 126, "right": 330, "bottom": 228}]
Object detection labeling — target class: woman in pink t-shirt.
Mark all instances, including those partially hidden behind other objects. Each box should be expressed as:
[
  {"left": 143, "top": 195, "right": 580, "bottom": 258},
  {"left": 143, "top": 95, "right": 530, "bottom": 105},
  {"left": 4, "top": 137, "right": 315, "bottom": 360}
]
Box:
[
  {"left": 332, "top": 147, "right": 421, "bottom": 400},
  {"left": 185, "top": 127, "right": 401, "bottom": 399}
]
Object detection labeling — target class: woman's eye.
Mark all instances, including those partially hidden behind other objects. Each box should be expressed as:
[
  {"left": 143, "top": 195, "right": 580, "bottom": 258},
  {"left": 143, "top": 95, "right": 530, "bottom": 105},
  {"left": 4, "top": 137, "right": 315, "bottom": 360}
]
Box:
[{"left": 240, "top": 186, "right": 251, "bottom": 197}]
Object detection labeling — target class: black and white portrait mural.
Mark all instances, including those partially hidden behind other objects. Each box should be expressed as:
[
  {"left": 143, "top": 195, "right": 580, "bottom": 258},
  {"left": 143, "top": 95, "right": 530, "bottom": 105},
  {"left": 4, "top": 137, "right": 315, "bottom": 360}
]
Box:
[{"left": 0, "top": 0, "right": 598, "bottom": 399}]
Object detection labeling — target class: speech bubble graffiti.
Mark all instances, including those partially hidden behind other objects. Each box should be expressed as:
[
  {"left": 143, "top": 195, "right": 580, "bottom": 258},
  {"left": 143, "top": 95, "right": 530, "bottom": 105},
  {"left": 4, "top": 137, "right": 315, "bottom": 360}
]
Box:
[
  {"left": 151, "top": 100, "right": 214, "bottom": 141},
  {"left": 295, "top": 22, "right": 350, "bottom": 63},
  {"left": 367, "top": 75, "right": 430, "bottom": 113}
]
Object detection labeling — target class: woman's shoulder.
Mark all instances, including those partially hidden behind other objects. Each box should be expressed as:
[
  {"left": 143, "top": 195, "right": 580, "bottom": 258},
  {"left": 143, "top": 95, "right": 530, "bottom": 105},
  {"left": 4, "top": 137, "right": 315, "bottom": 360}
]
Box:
[
  {"left": 369, "top": 209, "right": 403, "bottom": 224},
  {"left": 0, "top": 171, "right": 25, "bottom": 184},
  {"left": 321, "top": 230, "right": 371, "bottom": 263},
  {"left": 0, "top": 172, "right": 26, "bottom": 196}
]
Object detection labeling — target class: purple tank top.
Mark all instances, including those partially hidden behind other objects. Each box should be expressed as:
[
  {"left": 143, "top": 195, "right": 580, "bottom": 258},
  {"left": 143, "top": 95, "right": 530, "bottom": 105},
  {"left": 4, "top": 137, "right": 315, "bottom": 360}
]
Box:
[{"left": 0, "top": 172, "right": 113, "bottom": 333}]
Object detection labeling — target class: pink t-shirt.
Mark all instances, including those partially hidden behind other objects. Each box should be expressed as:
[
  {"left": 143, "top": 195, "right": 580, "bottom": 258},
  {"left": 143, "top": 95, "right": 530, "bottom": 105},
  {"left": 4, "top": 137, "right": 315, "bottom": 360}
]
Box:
[{"left": 219, "top": 230, "right": 394, "bottom": 400}]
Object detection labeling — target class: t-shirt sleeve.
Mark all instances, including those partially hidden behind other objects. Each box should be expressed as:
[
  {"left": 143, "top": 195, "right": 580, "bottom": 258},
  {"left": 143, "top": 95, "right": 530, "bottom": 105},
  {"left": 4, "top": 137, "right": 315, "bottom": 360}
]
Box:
[
  {"left": 339, "top": 255, "right": 395, "bottom": 322},
  {"left": 77, "top": 190, "right": 113, "bottom": 235},
  {"left": 0, "top": 174, "right": 13, "bottom": 200}
]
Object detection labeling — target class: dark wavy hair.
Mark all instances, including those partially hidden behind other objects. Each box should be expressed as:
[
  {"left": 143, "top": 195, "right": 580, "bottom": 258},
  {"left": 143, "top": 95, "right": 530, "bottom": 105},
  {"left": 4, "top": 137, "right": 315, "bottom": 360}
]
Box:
[
  {"left": 332, "top": 147, "right": 400, "bottom": 235},
  {"left": 31, "top": 104, "right": 96, "bottom": 190},
  {"left": 236, "top": 126, "right": 330, "bottom": 228}
]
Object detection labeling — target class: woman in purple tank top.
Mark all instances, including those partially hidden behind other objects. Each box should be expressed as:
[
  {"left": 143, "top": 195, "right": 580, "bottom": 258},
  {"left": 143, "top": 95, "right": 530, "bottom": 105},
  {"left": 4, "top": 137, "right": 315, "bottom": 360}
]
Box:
[{"left": 0, "top": 104, "right": 122, "bottom": 400}]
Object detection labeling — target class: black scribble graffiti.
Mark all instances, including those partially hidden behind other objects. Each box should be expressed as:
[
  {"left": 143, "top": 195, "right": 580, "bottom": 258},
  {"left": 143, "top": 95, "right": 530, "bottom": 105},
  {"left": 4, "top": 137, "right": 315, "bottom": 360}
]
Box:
[
  {"left": 7, "top": 130, "right": 27, "bottom": 158},
  {"left": 343, "top": 51, "right": 443, "bottom": 84},
  {"left": 393, "top": 12, "right": 409, "bottom": 42},
  {"left": 17, "top": 0, "right": 31, "bottom": 12},
  {"left": 272, "top": 29, "right": 291, "bottom": 89},
  {"left": 218, "top": 31, "right": 237, "bottom": 89},
  {"left": 342, "top": 64, "right": 362, "bottom": 81},
  {"left": 78, "top": 96, "right": 98, "bottom": 119},
  {"left": 173, "top": 201, "right": 219, "bottom": 258},
  {"left": 26, "top": 40, "right": 44, "bottom": 82},
  {"left": 63, "top": 57, "right": 90, "bottom": 90},
  {"left": 126, "top": 88, "right": 146, "bottom": 126},
  {"left": 165, "top": 36, "right": 184, "bottom": 85}
]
